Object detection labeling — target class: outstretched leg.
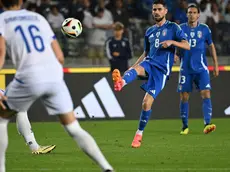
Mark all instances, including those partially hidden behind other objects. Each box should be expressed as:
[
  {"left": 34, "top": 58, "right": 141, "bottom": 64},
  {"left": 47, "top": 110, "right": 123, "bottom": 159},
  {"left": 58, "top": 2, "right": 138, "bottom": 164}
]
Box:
[
  {"left": 59, "top": 112, "right": 113, "bottom": 172},
  {"left": 112, "top": 65, "right": 145, "bottom": 91}
]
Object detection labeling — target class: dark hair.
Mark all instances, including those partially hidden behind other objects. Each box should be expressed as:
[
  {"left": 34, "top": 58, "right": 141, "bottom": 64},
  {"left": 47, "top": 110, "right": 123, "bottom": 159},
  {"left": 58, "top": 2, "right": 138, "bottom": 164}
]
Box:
[
  {"left": 187, "top": 4, "right": 200, "bottom": 13},
  {"left": 1, "top": 0, "right": 20, "bottom": 8},
  {"left": 152, "top": 0, "right": 167, "bottom": 7}
]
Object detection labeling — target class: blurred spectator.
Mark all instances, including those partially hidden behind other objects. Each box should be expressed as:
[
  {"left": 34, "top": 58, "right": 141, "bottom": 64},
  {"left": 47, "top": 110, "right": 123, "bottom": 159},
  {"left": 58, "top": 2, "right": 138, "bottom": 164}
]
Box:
[
  {"left": 105, "top": 22, "right": 132, "bottom": 73},
  {"left": 68, "top": 0, "right": 84, "bottom": 22},
  {"left": 136, "top": 0, "right": 152, "bottom": 20},
  {"left": 47, "top": 5, "right": 67, "bottom": 56},
  {"left": 47, "top": 5, "right": 65, "bottom": 31},
  {"left": 224, "top": 1, "right": 230, "bottom": 23},
  {"left": 173, "top": 0, "right": 188, "bottom": 24},
  {"left": 111, "top": 0, "right": 129, "bottom": 28},
  {"left": 27, "top": 3, "right": 37, "bottom": 12},
  {"left": 199, "top": 0, "right": 212, "bottom": 23},
  {"left": 211, "top": 2, "right": 221, "bottom": 24},
  {"left": 37, "top": 0, "right": 51, "bottom": 17},
  {"left": 82, "top": 0, "right": 94, "bottom": 28},
  {"left": 88, "top": 8, "right": 113, "bottom": 65},
  {"left": 96, "top": 0, "right": 113, "bottom": 21},
  {"left": 124, "top": 0, "right": 136, "bottom": 18}
]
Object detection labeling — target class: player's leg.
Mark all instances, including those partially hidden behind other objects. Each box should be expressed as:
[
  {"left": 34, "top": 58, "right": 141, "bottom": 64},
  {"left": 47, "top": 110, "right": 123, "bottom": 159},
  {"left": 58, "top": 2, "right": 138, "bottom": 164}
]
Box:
[
  {"left": 197, "top": 70, "right": 216, "bottom": 134},
  {"left": 44, "top": 81, "right": 113, "bottom": 172},
  {"left": 112, "top": 64, "right": 145, "bottom": 91},
  {"left": 131, "top": 93, "right": 154, "bottom": 148},
  {"left": 178, "top": 72, "right": 193, "bottom": 134},
  {"left": 131, "top": 66, "right": 166, "bottom": 148},
  {"left": 0, "top": 117, "right": 9, "bottom": 172},
  {"left": 16, "top": 112, "right": 56, "bottom": 154},
  {"left": 0, "top": 109, "right": 16, "bottom": 172},
  {"left": 59, "top": 113, "right": 113, "bottom": 172},
  {"left": 179, "top": 92, "right": 190, "bottom": 135}
]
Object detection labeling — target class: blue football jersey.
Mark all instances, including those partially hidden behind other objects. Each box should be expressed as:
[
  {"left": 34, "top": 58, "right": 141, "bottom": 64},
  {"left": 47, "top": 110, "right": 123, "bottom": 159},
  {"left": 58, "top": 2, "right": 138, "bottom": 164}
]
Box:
[
  {"left": 144, "top": 21, "right": 187, "bottom": 75},
  {"left": 179, "top": 23, "right": 213, "bottom": 73}
]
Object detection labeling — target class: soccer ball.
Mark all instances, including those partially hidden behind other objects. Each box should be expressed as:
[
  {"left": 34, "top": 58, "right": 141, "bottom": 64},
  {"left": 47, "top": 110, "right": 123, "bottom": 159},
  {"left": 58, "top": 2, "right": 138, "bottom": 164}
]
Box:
[{"left": 61, "top": 18, "right": 83, "bottom": 38}]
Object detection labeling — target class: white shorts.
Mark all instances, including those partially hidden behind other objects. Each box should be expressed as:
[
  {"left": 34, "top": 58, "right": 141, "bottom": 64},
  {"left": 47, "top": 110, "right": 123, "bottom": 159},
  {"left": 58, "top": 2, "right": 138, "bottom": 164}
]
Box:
[{"left": 5, "top": 79, "right": 73, "bottom": 115}]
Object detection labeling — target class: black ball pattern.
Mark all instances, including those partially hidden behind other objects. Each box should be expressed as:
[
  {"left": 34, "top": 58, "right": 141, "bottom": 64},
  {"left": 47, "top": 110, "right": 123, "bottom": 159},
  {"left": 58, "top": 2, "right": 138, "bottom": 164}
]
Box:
[{"left": 72, "top": 26, "right": 76, "bottom": 30}]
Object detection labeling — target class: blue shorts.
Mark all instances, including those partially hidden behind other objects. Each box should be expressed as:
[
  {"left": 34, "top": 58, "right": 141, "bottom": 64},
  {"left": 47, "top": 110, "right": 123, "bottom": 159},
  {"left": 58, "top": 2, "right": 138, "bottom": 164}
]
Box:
[
  {"left": 139, "top": 61, "right": 167, "bottom": 99},
  {"left": 177, "top": 70, "right": 211, "bottom": 92}
]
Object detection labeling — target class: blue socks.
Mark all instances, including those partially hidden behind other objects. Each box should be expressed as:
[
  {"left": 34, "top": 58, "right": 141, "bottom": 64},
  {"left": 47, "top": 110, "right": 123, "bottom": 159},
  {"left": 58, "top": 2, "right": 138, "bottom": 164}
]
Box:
[
  {"left": 123, "top": 69, "right": 138, "bottom": 84},
  {"left": 180, "top": 101, "right": 189, "bottom": 129},
  {"left": 203, "top": 98, "right": 212, "bottom": 125},
  {"left": 138, "top": 110, "right": 152, "bottom": 131}
]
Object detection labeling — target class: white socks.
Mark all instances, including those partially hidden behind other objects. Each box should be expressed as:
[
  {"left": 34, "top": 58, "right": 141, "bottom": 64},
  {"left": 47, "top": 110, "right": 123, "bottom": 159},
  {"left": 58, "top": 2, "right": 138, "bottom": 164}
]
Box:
[
  {"left": 136, "top": 129, "right": 143, "bottom": 135},
  {"left": 64, "top": 120, "right": 113, "bottom": 171},
  {"left": 0, "top": 118, "right": 9, "bottom": 172},
  {"left": 16, "top": 112, "right": 39, "bottom": 151}
]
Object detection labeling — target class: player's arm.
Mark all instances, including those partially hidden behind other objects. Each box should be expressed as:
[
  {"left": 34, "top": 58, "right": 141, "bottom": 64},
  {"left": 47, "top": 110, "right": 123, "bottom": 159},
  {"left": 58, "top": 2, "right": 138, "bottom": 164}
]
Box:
[
  {"left": 206, "top": 26, "right": 219, "bottom": 77},
  {"left": 161, "top": 23, "right": 190, "bottom": 50},
  {"left": 172, "top": 40, "right": 190, "bottom": 50},
  {"left": 0, "top": 36, "right": 6, "bottom": 69},
  {"left": 208, "top": 43, "right": 219, "bottom": 77},
  {"left": 160, "top": 40, "right": 190, "bottom": 50},
  {"left": 51, "top": 39, "right": 64, "bottom": 65}
]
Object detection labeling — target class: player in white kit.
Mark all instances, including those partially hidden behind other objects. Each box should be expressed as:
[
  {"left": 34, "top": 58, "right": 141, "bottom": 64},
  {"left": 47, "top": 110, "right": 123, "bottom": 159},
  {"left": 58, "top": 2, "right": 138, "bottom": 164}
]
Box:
[
  {"left": 0, "top": 0, "right": 114, "bottom": 172},
  {"left": 0, "top": 89, "right": 56, "bottom": 154}
]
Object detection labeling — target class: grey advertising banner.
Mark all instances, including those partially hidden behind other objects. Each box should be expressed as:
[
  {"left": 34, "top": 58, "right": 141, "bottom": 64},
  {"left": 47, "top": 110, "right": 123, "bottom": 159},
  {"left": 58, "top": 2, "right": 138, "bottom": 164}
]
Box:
[{"left": 6, "top": 72, "right": 230, "bottom": 122}]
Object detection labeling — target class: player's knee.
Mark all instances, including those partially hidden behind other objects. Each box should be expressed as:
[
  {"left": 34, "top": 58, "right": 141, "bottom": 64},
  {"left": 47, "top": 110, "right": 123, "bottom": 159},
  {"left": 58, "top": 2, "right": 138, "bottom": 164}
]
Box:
[
  {"left": 58, "top": 111, "right": 76, "bottom": 125},
  {"left": 142, "top": 99, "right": 153, "bottom": 111},
  {"left": 134, "top": 65, "right": 145, "bottom": 76},
  {"left": 180, "top": 92, "right": 189, "bottom": 102},
  {"left": 200, "top": 90, "right": 210, "bottom": 99}
]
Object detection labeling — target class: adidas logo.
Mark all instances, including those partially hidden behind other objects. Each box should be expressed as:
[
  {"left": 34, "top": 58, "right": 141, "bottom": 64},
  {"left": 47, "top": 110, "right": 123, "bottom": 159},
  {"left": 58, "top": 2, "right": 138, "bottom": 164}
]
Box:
[
  {"left": 149, "top": 33, "right": 154, "bottom": 38},
  {"left": 74, "top": 77, "right": 125, "bottom": 119},
  {"left": 206, "top": 84, "right": 210, "bottom": 88},
  {"left": 224, "top": 106, "right": 230, "bottom": 115}
]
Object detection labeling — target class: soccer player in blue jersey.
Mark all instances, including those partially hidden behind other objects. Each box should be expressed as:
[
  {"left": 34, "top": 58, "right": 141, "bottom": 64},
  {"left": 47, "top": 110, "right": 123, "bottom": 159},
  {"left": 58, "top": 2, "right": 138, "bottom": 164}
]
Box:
[
  {"left": 177, "top": 5, "right": 219, "bottom": 135},
  {"left": 112, "top": 0, "right": 190, "bottom": 148}
]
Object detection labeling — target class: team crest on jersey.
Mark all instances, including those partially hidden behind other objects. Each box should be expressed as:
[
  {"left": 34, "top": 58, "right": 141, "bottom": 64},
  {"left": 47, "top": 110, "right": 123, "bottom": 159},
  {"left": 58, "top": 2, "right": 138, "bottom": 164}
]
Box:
[
  {"left": 197, "top": 31, "right": 202, "bottom": 38},
  {"left": 162, "top": 29, "right": 167, "bottom": 36},
  {"left": 190, "top": 32, "right": 195, "bottom": 38},
  {"left": 122, "top": 41, "right": 126, "bottom": 47},
  {"left": 156, "top": 31, "right": 160, "bottom": 38}
]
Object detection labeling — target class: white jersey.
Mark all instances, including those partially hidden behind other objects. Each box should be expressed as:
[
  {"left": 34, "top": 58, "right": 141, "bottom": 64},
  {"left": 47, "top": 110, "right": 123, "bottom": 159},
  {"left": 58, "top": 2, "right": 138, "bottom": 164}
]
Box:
[{"left": 0, "top": 9, "right": 63, "bottom": 84}]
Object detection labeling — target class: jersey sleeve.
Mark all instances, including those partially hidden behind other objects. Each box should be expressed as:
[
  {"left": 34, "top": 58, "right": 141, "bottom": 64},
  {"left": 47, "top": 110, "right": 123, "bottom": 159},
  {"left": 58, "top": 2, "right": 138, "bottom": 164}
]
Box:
[
  {"left": 174, "top": 24, "right": 187, "bottom": 41},
  {"left": 144, "top": 32, "right": 150, "bottom": 53},
  {"left": 205, "top": 26, "right": 213, "bottom": 45},
  {"left": 39, "top": 14, "right": 56, "bottom": 43}
]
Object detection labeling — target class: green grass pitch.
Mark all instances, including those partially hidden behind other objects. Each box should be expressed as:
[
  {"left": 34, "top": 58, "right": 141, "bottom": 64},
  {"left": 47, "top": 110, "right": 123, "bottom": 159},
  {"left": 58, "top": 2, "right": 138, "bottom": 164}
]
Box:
[{"left": 6, "top": 118, "right": 230, "bottom": 172}]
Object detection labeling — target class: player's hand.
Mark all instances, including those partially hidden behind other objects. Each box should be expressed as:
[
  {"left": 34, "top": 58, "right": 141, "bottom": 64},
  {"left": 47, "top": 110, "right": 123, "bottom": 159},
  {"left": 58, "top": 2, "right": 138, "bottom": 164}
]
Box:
[
  {"left": 0, "top": 92, "right": 7, "bottom": 110},
  {"left": 174, "top": 54, "right": 179, "bottom": 63},
  {"left": 113, "top": 52, "right": 120, "bottom": 56},
  {"left": 160, "top": 40, "right": 174, "bottom": 48},
  {"left": 213, "top": 65, "right": 219, "bottom": 77}
]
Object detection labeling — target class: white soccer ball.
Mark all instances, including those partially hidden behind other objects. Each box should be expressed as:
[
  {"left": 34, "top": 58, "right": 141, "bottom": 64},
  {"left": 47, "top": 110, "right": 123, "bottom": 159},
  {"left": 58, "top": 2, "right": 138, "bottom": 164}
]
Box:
[{"left": 61, "top": 18, "right": 83, "bottom": 38}]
